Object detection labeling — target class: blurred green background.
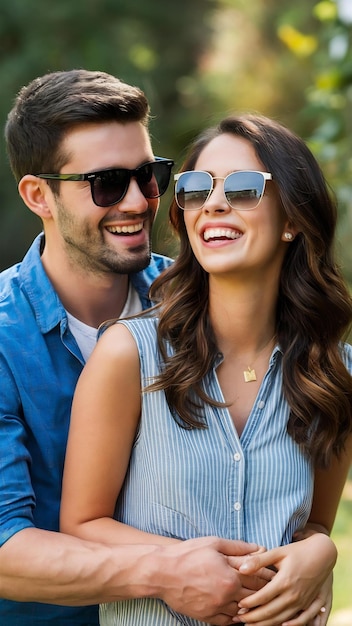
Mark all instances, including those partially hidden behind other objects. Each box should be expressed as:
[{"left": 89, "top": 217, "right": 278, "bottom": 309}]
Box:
[{"left": 0, "top": 0, "right": 351, "bottom": 621}]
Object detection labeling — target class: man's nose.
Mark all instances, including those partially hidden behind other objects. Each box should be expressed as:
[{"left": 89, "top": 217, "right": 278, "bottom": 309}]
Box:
[{"left": 116, "top": 177, "right": 149, "bottom": 212}]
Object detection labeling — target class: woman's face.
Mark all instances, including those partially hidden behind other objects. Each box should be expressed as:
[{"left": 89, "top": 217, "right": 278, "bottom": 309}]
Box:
[{"left": 182, "top": 133, "right": 292, "bottom": 284}]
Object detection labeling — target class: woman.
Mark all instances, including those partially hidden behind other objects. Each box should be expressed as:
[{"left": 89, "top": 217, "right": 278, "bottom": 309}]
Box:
[{"left": 61, "top": 114, "right": 352, "bottom": 626}]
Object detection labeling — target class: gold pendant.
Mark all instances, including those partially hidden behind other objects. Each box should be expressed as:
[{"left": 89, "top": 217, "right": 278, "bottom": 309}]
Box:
[{"left": 243, "top": 366, "right": 257, "bottom": 383}]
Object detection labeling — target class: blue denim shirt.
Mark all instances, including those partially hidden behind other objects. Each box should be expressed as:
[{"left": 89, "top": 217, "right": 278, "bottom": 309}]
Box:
[{"left": 0, "top": 233, "right": 172, "bottom": 625}]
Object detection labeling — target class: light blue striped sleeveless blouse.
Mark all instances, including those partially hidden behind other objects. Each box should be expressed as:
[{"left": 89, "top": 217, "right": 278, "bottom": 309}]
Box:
[{"left": 100, "top": 317, "right": 352, "bottom": 626}]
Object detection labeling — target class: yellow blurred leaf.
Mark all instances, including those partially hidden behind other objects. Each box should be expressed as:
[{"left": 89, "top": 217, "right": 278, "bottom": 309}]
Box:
[
  {"left": 313, "top": 1, "right": 338, "bottom": 22},
  {"left": 278, "top": 24, "right": 318, "bottom": 57},
  {"left": 315, "top": 70, "right": 342, "bottom": 89}
]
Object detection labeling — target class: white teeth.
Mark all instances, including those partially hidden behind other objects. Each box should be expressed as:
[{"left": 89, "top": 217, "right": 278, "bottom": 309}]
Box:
[
  {"left": 203, "top": 228, "right": 242, "bottom": 241},
  {"left": 106, "top": 222, "right": 143, "bottom": 234}
]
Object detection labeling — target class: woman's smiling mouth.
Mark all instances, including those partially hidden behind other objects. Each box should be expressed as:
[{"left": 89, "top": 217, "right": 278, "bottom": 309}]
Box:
[{"left": 203, "top": 227, "right": 243, "bottom": 242}]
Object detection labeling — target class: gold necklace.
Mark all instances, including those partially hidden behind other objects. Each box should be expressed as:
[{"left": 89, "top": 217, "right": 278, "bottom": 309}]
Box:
[{"left": 243, "top": 335, "right": 276, "bottom": 383}]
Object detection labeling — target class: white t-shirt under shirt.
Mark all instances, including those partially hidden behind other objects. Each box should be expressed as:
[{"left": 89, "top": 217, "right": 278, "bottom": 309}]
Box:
[{"left": 66, "top": 283, "right": 143, "bottom": 362}]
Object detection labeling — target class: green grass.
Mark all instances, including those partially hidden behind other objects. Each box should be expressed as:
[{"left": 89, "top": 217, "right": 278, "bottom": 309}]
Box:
[{"left": 330, "top": 480, "right": 352, "bottom": 620}]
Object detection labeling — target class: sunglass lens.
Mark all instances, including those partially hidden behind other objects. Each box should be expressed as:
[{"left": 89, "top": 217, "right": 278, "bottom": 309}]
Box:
[
  {"left": 175, "top": 172, "right": 212, "bottom": 210},
  {"left": 224, "top": 172, "right": 265, "bottom": 210},
  {"left": 91, "top": 160, "right": 172, "bottom": 207},
  {"left": 92, "top": 170, "right": 129, "bottom": 207},
  {"left": 137, "top": 162, "right": 171, "bottom": 199}
]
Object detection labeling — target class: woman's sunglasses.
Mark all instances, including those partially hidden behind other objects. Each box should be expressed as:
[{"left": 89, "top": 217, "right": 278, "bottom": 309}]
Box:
[
  {"left": 36, "top": 157, "right": 174, "bottom": 207},
  {"left": 174, "top": 170, "right": 272, "bottom": 211}
]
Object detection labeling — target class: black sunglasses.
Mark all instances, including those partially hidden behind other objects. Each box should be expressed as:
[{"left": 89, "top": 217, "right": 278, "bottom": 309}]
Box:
[{"left": 36, "top": 157, "right": 174, "bottom": 207}]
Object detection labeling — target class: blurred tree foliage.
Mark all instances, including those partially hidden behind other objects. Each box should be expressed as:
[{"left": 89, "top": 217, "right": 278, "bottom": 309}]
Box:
[
  {"left": 305, "top": 0, "right": 352, "bottom": 284},
  {"left": 276, "top": 0, "right": 352, "bottom": 284},
  {"left": 0, "top": 0, "right": 351, "bottom": 280}
]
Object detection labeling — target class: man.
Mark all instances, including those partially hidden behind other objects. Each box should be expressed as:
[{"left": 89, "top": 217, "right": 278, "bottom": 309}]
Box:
[{"left": 0, "top": 70, "right": 261, "bottom": 625}]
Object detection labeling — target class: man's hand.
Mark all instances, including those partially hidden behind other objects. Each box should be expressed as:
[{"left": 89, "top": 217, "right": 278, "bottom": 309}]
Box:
[{"left": 151, "top": 537, "right": 265, "bottom": 625}]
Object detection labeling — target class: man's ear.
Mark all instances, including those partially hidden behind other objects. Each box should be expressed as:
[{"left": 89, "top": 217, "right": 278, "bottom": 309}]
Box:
[{"left": 18, "top": 175, "right": 53, "bottom": 219}]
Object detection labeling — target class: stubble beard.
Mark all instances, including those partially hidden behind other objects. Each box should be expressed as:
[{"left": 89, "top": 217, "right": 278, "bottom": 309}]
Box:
[
  {"left": 56, "top": 199, "right": 153, "bottom": 276},
  {"left": 101, "top": 242, "right": 152, "bottom": 274},
  {"left": 67, "top": 232, "right": 152, "bottom": 276}
]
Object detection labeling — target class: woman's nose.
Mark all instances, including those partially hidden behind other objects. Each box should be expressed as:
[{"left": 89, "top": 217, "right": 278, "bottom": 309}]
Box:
[{"left": 203, "top": 180, "right": 231, "bottom": 213}]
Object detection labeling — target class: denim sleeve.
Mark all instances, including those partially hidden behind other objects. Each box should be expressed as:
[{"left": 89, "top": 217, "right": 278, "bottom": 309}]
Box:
[
  {"left": 342, "top": 341, "right": 352, "bottom": 374},
  {"left": 130, "top": 253, "right": 173, "bottom": 310},
  {"left": 0, "top": 353, "right": 35, "bottom": 546}
]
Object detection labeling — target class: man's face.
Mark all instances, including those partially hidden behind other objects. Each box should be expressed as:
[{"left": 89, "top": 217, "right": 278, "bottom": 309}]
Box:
[{"left": 49, "top": 121, "right": 159, "bottom": 275}]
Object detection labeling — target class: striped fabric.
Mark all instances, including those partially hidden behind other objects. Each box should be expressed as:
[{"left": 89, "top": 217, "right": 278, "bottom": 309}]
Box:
[{"left": 100, "top": 316, "right": 352, "bottom": 626}]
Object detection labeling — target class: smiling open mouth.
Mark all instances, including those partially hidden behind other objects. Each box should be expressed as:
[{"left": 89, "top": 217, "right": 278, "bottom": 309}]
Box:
[
  {"left": 106, "top": 222, "right": 143, "bottom": 235},
  {"left": 203, "top": 228, "right": 242, "bottom": 241}
]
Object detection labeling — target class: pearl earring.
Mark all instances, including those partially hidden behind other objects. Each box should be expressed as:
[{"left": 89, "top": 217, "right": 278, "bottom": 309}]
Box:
[{"left": 284, "top": 232, "right": 293, "bottom": 240}]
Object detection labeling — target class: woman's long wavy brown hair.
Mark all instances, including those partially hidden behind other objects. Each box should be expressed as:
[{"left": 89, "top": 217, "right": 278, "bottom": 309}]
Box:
[{"left": 149, "top": 114, "right": 352, "bottom": 468}]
